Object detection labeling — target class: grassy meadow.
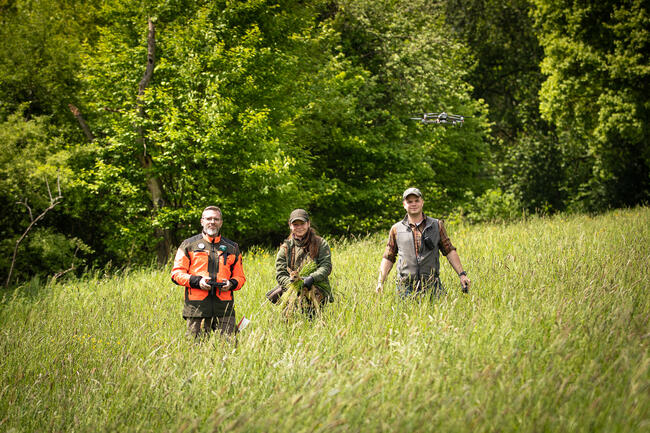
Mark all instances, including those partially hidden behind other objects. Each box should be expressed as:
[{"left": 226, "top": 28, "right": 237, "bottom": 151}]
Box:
[{"left": 1, "top": 207, "right": 649, "bottom": 432}]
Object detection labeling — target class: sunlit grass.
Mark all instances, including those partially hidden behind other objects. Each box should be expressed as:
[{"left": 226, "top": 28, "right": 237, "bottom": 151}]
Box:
[{"left": 1, "top": 207, "right": 648, "bottom": 432}]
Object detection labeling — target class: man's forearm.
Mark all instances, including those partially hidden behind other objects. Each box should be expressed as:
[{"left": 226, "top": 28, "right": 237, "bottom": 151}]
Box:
[
  {"left": 377, "top": 258, "right": 394, "bottom": 284},
  {"left": 446, "top": 250, "right": 464, "bottom": 275}
]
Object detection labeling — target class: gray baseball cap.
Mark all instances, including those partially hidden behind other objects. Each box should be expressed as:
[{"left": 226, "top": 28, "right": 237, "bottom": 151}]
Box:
[
  {"left": 289, "top": 208, "right": 310, "bottom": 223},
  {"left": 402, "top": 187, "right": 423, "bottom": 200}
]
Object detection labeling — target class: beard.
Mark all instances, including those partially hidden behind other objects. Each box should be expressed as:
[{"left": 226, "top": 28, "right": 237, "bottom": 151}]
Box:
[{"left": 203, "top": 226, "right": 219, "bottom": 236}]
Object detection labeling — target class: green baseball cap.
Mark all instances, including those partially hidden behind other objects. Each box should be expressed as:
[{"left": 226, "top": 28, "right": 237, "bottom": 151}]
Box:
[
  {"left": 402, "top": 187, "right": 423, "bottom": 199},
  {"left": 289, "top": 208, "right": 310, "bottom": 223}
]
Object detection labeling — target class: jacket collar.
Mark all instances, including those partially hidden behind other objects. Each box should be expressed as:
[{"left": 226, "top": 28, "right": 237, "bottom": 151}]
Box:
[
  {"left": 202, "top": 233, "right": 221, "bottom": 243},
  {"left": 401, "top": 213, "right": 432, "bottom": 230}
]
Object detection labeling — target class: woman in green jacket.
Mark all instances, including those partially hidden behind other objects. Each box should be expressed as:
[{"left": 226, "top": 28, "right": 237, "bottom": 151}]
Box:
[{"left": 267, "top": 209, "right": 333, "bottom": 307}]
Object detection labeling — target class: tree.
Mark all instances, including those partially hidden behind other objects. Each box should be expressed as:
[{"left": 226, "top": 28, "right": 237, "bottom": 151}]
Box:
[
  {"left": 308, "top": 0, "right": 491, "bottom": 230},
  {"left": 0, "top": 0, "right": 97, "bottom": 124},
  {"left": 532, "top": 0, "right": 650, "bottom": 209},
  {"left": 0, "top": 0, "right": 101, "bottom": 284},
  {"left": 0, "top": 108, "right": 90, "bottom": 285},
  {"left": 76, "top": 0, "right": 346, "bottom": 259},
  {"left": 2, "top": 0, "right": 495, "bottom": 273},
  {"left": 443, "top": 0, "right": 569, "bottom": 213},
  {"left": 444, "top": 0, "right": 546, "bottom": 142},
  {"left": 5, "top": 177, "right": 62, "bottom": 288}
]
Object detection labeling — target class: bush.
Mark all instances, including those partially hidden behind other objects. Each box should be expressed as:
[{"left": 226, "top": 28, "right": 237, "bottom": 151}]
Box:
[{"left": 459, "top": 188, "right": 522, "bottom": 224}]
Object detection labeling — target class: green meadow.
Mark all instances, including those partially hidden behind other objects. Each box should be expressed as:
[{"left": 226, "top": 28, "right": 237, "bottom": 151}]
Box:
[{"left": 1, "top": 208, "right": 649, "bottom": 432}]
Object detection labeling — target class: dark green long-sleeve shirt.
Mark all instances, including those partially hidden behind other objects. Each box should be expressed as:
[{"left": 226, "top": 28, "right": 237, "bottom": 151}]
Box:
[{"left": 275, "top": 235, "right": 332, "bottom": 298}]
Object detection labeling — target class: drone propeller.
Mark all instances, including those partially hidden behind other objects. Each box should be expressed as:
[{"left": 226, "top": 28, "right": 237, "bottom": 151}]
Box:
[{"left": 411, "top": 111, "right": 466, "bottom": 126}]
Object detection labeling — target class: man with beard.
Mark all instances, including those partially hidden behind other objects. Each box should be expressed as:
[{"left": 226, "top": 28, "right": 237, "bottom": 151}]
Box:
[
  {"left": 375, "top": 188, "right": 471, "bottom": 298},
  {"left": 171, "top": 206, "right": 246, "bottom": 338}
]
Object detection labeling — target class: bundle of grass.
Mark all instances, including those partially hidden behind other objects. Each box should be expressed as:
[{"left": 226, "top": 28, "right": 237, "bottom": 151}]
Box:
[{"left": 278, "top": 258, "right": 331, "bottom": 319}]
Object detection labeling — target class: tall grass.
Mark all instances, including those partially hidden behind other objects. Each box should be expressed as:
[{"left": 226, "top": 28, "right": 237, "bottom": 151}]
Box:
[{"left": 1, "top": 208, "right": 648, "bottom": 432}]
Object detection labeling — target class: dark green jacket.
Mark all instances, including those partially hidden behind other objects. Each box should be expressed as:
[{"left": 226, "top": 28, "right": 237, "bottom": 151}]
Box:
[{"left": 275, "top": 235, "right": 333, "bottom": 300}]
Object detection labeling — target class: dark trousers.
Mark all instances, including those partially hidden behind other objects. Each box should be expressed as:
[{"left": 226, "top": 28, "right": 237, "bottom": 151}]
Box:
[
  {"left": 186, "top": 315, "right": 237, "bottom": 338},
  {"left": 397, "top": 278, "right": 446, "bottom": 300}
]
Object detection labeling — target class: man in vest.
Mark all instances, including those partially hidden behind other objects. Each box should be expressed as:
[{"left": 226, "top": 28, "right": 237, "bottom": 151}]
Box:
[
  {"left": 375, "top": 188, "right": 471, "bottom": 297},
  {"left": 171, "top": 206, "right": 246, "bottom": 338}
]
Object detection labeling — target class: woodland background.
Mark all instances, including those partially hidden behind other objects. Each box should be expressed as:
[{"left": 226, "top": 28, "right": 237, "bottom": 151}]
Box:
[{"left": 1, "top": 0, "right": 648, "bottom": 285}]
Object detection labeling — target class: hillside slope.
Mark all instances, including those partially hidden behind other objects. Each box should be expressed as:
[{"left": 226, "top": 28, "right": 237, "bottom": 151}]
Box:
[{"left": 1, "top": 208, "right": 649, "bottom": 432}]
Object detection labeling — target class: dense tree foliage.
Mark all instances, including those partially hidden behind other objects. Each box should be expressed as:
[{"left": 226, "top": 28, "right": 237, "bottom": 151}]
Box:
[
  {"left": 443, "top": 0, "right": 649, "bottom": 213},
  {"left": 1, "top": 0, "right": 647, "bottom": 284},
  {"left": 324, "top": 0, "right": 490, "bottom": 228},
  {"left": 0, "top": 0, "right": 97, "bottom": 123},
  {"left": 78, "top": 1, "right": 319, "bottom": 263},
  {"left": 443, "top": 0, "right": 567, "bottom": 213},
  {"left": 0, "top": 109, "right": 81, "bottom": 283},
  {"left": 0, "top": 0, "right": 95, "bottom": 281},
  {"left": 532, "top": 0, "right": 650, "bottom": 210},
  {"left": 74, "top": 0, "right": 490, "bottom": 264}
]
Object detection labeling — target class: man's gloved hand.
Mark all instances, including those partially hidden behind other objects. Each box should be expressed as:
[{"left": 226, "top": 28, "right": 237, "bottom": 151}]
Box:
[
  {"left": 199, "top": 277, "right": 211, "bottom": 290},
  {"left": 303, "top": 275, "right": 314, "bottom": 288},
  {"left": 200, "top": 278, "right": 233, "bottom": 293}
]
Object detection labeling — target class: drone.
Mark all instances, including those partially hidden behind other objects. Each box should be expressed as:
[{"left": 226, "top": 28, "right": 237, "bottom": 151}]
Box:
[{"left": 411, "top": 112, "right": 466, "bottom": 126}]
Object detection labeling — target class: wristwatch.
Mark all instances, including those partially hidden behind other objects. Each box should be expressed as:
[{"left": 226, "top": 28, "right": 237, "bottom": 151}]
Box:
[{"left": 458, "top": 271, "right": 467, "bottom": 277}]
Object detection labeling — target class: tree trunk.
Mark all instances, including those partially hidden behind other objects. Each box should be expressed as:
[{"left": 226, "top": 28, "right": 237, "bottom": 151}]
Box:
[
  {"left": 68, "top": 104, "right": 95, "bottom": 142},
  {"left": 136, "top": 18, "right": 173, "bottom": 265}
]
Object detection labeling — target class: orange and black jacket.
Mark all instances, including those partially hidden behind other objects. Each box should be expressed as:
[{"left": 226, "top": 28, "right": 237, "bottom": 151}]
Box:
[{"left": 171, "top": 233, "right": 245, "bottom": 318}]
